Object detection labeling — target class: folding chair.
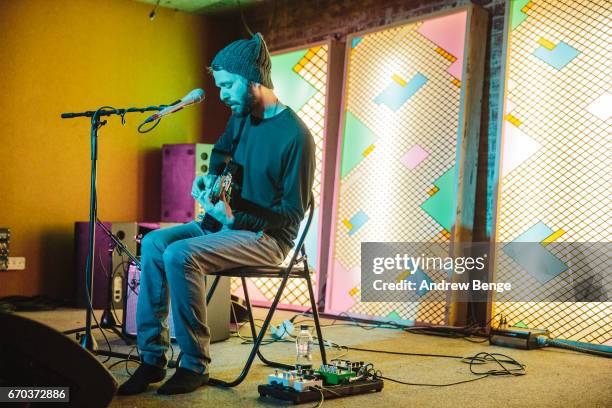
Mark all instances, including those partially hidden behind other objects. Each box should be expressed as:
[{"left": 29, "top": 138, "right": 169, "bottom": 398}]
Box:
[{"left": 204, "top": 197, "right": 327, "bottom": 387}]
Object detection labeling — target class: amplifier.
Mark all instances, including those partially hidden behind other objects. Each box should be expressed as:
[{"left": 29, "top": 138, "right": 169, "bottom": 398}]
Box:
[
  {"left": 75, "top": 222, "right": 180, "bottom": 310},
  {"left": 109, "top": 222, "right": 171, "bottom": 311},
  {"left": 123, "top": 263, "right": 231, "bottom": 343},
  {"left": 161, "top": 143, "right": 214, "bottom": 223}
]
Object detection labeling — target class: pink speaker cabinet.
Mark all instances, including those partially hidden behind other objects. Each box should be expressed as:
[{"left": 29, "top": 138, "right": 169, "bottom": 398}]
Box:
[{"left": 161, "top": 143, "right": 214, "bottom": 223}]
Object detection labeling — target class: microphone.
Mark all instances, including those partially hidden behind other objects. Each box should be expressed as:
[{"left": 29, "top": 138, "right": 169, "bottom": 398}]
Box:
[{"left": 142, "top": 88, "right": 205, "bottom": 124}]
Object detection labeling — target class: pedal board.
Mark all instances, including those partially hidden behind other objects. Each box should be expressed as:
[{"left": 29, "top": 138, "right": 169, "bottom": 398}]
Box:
[
  {"left": 258, "top": 359, "right": 384, "bottom": 404},
  {"left": 258, "top": 379, "right": 384, "bottom": 404}
]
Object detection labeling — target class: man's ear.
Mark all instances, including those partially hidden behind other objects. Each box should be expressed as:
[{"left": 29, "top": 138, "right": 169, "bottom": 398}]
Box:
[{"left": 250, "top": 81, "right": 262, "bottom": 96}]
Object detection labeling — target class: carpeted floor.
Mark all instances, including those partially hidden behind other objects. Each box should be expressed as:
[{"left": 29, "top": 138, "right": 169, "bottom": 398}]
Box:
[{"left": 15, "top": 308, "right": 612, "bottom": 408}]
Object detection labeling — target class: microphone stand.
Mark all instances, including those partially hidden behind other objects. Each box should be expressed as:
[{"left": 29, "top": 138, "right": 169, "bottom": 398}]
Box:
[{"left": 61, "top": 104, "right": 171, "bottom": 359}]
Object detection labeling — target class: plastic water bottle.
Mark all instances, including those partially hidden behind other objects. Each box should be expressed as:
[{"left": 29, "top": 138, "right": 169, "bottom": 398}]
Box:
[{"left": 295, "top": 325, "right": 313, "bottom": 369}]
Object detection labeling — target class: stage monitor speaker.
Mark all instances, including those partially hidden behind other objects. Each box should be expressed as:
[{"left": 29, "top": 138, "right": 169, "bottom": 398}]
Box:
[
  {"left": 0, "top": 312, "right": 117, "bottom": 407},
  {"left": 124, "top": 263, "right": 231, "bottom": 343},
  {"left": 161, "top": 143, "right": 213, "bottom": 223}
]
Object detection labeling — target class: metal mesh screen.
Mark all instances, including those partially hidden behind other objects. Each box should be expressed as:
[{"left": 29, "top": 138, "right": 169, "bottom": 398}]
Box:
[
  {"left": 493, "top": 0, "right": 611, "bottom": 344},
  {"left": 325, "top": 10, "right": 469, "bottom": 325}
]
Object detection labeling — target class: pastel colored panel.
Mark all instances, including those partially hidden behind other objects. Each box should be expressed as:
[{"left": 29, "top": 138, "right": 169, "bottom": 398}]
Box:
[
  {"left": 541, "top": 229, "right": 566, "bottom": 246},
  {"left": 374, "top": 73, "right": 427, "bottom": 111},
  {"left": 501, "top": 120, "right": 541, "bottom": 177},
  {"left": 506, "top": 98, "right": 517, "bottom": 114},
  {"left": 341, "top": 111, "right": 378, "bottom": 178},
  {"left": 232, "top": 278, "right": 268, "bottom": 303},
  {"left": 503, "top": 222, "right": 567, "bottom": 285},
  {"left": 513, "top": 221, "right": 554, "bottom": 243},
  {"left": 494, "top": 0, "right": 610, "bottom": 344},
  {"left": 403, "top": 267, "right": 433, "bottom": 297},
  {"left": 386, "top": 310, "right": 415, "bottom": 325},
  {"left": 362, "top": 144, "right": 375, "bottom": 157},
  {"left": 329, "top": 9, "right": 470, "bottom": 326},
  {"left": 537, "top": 37, "right": 556, "bottom": 50},
  {"left": 347, "top": 210, "right": 369, "bottom": 236},
  {"left": 400, "top": 145, "right": 430, "bottom": 170},
  {"left": 505, "top": 113, "right": 522, "bottom": 127},
  {"left": 328, "top": 260, "right": 361, "bottom": 312},
  {"left": 503, "top": 242, "right": 568, "bottom": 284},
  {"left": 420, "top": 167, "right": 456, "bottom": 231},
  {"left": 533, "top": 41, "right": 580, "bottom": 70},
  {"left": 271, "top": 50, "right": 317, "bottom": 111},
  {"left": 510, "top": 0, "right": 531, "bottom": 30},
  {"left": 586, "top": 93, "right": 612, "bottom": 120},
  {"left": 417, "top": 10, "right": 467, "bottom": 80}
]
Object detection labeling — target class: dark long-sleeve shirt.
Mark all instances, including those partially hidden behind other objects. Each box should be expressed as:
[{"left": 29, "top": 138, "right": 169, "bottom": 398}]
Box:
[{"left": 208, "top": 107, "right": 315, "bottom": 256}]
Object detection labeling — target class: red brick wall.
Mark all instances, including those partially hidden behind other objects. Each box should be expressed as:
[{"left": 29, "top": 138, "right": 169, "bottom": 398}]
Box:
[{"left": 234, "top": 0, "right": 504, "bottom": 50}]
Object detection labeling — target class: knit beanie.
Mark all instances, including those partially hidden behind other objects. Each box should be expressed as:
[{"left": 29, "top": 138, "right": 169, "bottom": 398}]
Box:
[{"left": 211, "top": 33, "right": 274, "bottom": 89}]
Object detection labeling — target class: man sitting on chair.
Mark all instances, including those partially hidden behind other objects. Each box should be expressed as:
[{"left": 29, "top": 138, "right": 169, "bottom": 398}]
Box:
[{"left": 118, "top": 33, "right": 315, "bottom": 396}]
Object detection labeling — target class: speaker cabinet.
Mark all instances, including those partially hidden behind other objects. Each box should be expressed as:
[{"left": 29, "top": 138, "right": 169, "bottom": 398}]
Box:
[
  {"left": 0, "top": 313, "right": 117, "bottom": 407},
  {"left": 161, "top": 143, "right": 213, "bottom": 223}
]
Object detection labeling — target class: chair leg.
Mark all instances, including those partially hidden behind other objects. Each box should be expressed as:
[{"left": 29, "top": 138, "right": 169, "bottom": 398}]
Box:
[
  {"left": 205, "top": 275, "right": 221, "bottom": 305},
  {"left": 207, "top": 272, "right": 294, "bottom": 387},
  {"left": 241, "top": 277, "right": 294, "bottom": 370},
  {"left": 305, "top": 269, "right": 328, "bottom": 365},
  {"left": 240, "top": 276, "right": 259, "bottom": 340}
]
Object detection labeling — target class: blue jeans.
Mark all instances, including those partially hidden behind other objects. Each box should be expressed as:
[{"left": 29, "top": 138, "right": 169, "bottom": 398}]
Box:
[{"left": 136, "top": 222, "right": 285, "bottom": 373}]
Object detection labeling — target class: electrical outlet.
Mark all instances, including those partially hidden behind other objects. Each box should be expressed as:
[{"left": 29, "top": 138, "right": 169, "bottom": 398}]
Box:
[{"left": 8, "top": 257, "right": 25, "bottom": 270}]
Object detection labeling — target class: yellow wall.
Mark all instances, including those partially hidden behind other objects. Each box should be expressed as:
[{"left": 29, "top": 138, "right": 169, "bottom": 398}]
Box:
[{"left": 0, "top": 0, "right": 229, "bottom": 299}]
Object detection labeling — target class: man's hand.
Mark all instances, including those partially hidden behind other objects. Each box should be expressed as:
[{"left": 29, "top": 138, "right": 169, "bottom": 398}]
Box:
[
  {"left": 202, "top": 189, "right": 235, "bottom": 226},
  {"left": 191, "top": 174, "right": 216, "bottom": 205}
]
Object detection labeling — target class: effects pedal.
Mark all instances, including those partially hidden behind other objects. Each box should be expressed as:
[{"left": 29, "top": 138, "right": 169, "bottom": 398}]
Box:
[
  {"left": 259, "top": 359, "right": 384, "bottom": 404},
  {"left": 268, "top": 369, "right": 323, "bottom": 392}
]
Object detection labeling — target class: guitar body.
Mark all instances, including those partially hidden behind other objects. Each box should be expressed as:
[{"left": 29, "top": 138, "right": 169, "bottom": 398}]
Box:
[{"left": 199, "top": 160, "right": 243, "bottom": 232}]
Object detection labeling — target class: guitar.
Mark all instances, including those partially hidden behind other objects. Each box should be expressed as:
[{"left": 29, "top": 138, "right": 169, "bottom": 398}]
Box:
[{"left": 196, "top": 160, "right": 242, "bottom": 232}]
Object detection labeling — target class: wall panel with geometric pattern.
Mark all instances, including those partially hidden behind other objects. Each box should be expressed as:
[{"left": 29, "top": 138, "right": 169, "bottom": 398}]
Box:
[
  {"left": 325, "top": 9, "right": 472, "bottom": 325},
  {"left": 493, "top": 0, "right": 611, "bottom": 344},
  {"left": 230, "top": 43, "right": 330, "bottom": 310}
]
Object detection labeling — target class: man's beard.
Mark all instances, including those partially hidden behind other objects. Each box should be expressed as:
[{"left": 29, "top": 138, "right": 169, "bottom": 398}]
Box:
[{"left": 233, "top": 86, "right": 256, "bottom": 117}]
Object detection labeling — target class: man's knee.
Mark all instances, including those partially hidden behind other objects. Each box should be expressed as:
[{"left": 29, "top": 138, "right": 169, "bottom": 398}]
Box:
[
  {"left": 141, "top": 229, "right": 167, "bottom": 255},
  {"left": 162, "top": 241, "right": 198, "bottom": 272}
]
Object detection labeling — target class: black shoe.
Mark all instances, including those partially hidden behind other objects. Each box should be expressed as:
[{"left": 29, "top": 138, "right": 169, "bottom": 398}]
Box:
[
  {"left": 157, "top": 367, "right": 209, "bottom": 395},
  {"left": 117, "top": 363, "right": 166, "bottom": 395}
]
